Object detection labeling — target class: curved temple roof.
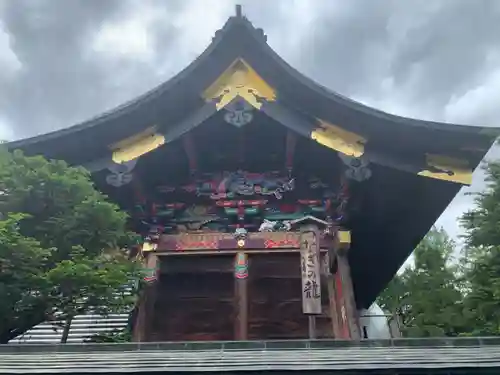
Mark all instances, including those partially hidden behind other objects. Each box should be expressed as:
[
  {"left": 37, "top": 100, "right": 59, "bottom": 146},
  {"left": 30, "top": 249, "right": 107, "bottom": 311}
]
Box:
[
  {"left": 5, "top": 6, "right": 500, "bottom": 307},
  {"left": 7, "top": 5, "right": 498, "bottom": 185}
]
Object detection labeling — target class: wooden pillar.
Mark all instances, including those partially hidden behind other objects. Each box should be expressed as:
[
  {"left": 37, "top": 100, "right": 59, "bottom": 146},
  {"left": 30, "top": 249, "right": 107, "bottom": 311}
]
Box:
[
  {"left": 132, "top": 289, "right": 148, "bottom": 342},
  {"left": 300, "top": 225, "right": 322, "bottom": 339},
  {"left": 327, "top": 273, "right": 342, "bottom": 339},
  {"left": 321, "top": 251, "right": 341, "bottom": 339},
  {"left": 132, "top": 252, "right": 158, "bottom": 342},
  {"left": 335, "top": 231, "right": 360, "bottom": 340},
  {"left": 234, "top": 252, "right": 249, "bottom": 340}
]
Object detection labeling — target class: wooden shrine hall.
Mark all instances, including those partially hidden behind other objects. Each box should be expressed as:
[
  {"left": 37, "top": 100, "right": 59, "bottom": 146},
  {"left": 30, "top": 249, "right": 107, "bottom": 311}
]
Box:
[{"left": 6, "top": 5, "right": 499, "bottom": 342}]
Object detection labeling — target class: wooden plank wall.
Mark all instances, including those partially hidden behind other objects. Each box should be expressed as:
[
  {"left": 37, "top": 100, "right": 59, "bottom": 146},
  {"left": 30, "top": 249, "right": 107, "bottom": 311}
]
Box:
[{"left": 151, "top": 253, "right": 334, "bottom": 341}]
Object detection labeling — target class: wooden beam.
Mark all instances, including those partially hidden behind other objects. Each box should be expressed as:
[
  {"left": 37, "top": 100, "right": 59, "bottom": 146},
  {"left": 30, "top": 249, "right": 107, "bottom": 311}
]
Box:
[
  {"left": 132, "top": 290, "right": 147, "bottom": 342},
  {"left": 182, "top": 133, "right": 198, "bottom": 174},
  {"left": 337, "top": 251, "right": 360, "bottom": 340},
  {"left": 156, "top": 248, "right": 328, "bottom": 256},
  {"left": 132, "top": 253, "right": 158, "bottom": 342},
  {"left": 327, "top": 274, "right": 341, "bottom": 338},
  {"left": 285, "top": 130, "right": 297, "bottom": 173},
  {"left": 131, "top": 171, "right": 147, "bottom": 205}
]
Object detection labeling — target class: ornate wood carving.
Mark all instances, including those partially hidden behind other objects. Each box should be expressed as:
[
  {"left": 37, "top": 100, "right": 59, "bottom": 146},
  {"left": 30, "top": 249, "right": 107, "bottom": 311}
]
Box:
[
  {"left": 158, "top": 232, "right": 335, "bottom": 253},
  {"left": 202, "top": 58, "right": 276, "bottom": 110}
]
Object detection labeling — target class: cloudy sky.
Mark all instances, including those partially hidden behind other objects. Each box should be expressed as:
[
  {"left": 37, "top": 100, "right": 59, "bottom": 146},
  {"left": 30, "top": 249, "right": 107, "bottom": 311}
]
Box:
[{"left": 1, "top": 0, "right": 499, "bottom": 240}]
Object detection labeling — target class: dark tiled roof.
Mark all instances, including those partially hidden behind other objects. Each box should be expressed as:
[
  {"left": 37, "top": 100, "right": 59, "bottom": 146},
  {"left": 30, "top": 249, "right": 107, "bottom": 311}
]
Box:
[{"left": 1, "top": 338, "right": 500, "bottom": 373}]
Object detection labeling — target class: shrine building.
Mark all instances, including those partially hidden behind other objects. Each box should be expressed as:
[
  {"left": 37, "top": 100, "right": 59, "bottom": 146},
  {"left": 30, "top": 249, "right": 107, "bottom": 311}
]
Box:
[{"left": 6, "top": 5, "right": 498, "bottom": 342}]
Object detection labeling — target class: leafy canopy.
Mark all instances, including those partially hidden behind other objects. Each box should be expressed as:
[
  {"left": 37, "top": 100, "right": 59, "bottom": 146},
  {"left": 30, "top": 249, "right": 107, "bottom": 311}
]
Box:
[
  {"left": 379, "top": 159, "right": 500, "bottom": 338},
  {"left": 377, "top": 228, "right": 465, "bottom": 337},
  {"left": 460, "top": 161, "right": 500, "bottom": 336},
  {"left": 0, "top": 149, "right": 140, "bottom": 343}
]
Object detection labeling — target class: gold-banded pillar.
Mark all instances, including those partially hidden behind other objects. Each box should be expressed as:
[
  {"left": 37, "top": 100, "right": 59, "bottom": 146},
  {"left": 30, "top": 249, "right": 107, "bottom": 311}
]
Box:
[{"left": 234, "top": 252, "right": 249, "bottom": 340}]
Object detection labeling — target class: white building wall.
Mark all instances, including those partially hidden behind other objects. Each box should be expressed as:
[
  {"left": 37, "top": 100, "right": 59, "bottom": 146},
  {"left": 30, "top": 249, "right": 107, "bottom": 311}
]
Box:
[
  {"left": 358, "top": 303, "right": 393, "bottom": 339},
  {"left": 10, "top": 314, "right": 129, "bottom": 344}
]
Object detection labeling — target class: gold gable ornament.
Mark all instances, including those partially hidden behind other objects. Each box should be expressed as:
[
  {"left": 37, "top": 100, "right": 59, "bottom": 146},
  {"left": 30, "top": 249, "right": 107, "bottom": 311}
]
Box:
[
  {"left": 202, "top": 58, "right": 276, "bottom": 110},
  {"left": 418, "top": 154, "right": 472, "bottom": 185},
  {"left": 311, "top": 120, "right": 366, "bottom": 157}
]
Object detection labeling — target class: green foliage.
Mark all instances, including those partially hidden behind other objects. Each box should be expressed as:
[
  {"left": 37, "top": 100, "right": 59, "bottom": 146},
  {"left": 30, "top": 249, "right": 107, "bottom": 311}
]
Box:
[
  {"left": 87, "top": 327, "right": 132, "bottom": 343},
  {"left": 461, "top": 162, "right": 500, "bottom": 248},
  {"left": 460, "top": 161, "right": 500, "bottom": 336},
  {"left": 377, "top": 228, "right": 465, "bottom": 337},
  {"left": 379, "top": 160, "right": 500, "bottom": 338},
  {"left": 0, "top": 149, "right": 140, "bottom": 343}
]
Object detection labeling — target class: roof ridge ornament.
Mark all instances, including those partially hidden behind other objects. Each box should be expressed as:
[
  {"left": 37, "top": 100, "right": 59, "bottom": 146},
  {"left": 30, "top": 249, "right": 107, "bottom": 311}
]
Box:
[
  {"left": 235, "top": 4, "right": 243, "bottom": 18},
  {"left": 202, "top": 58, "right": 276, "bottom": 110}
]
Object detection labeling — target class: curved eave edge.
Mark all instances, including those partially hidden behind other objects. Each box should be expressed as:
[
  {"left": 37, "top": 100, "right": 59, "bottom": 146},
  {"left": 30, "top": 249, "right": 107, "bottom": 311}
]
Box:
[
  {"left": 260, "top": 101, "right": 475, "bottom": 186},
  {"left": 249, "top": 26, "right": 500, "bottom": 137},
  {"left": 85, "top": 101, "right": 218, "bottom": 173},
  {"left": 97, "top": 86, "right": 475, "bottom": 187},
  {"left": 6, "top": 15, "right": 488, "bottom": 187},
  {"left": 8, "top": 13, "right": 498, "bottom": 152}
]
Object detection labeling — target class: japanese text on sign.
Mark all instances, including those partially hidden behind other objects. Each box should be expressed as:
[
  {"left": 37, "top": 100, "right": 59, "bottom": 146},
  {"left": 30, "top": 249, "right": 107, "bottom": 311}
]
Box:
[{"left": 300, "top": 228, "right": 322, "bottom": 314}]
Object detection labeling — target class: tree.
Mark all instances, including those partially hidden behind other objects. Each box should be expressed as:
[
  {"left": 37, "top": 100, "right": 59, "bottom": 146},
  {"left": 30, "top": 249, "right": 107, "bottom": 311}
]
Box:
[
  {"left": 377, "top": 228, "right": 465, "bottom": 337},
  {"left": 460, "top": 161, "right": 500, "bottom": 336},
  {"left": 0, "top": 149, "right": 140, "bottom": 343}
]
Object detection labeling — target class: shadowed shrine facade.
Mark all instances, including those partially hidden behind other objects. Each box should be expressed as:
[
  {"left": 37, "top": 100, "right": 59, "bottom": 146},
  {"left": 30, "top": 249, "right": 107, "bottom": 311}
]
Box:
[{"left": 7, "top": 6, "right": 499, "bottom": 342}]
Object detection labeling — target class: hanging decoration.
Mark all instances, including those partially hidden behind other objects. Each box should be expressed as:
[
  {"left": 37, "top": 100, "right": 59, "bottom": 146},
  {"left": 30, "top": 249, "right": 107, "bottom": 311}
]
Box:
[
  {"left": 224, "top": 99, "right": 254, "bottom": 127},
  {"left": 338, "top": 154, "right": 372, "bottom": 182},
  {"left": 105, "top": 159, "right": 137, "bottom": 187}
]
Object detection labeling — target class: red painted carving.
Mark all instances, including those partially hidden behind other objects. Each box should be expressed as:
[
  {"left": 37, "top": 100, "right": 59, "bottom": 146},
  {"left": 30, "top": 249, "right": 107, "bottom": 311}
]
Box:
[
  {"left": 174, "top": 233, "right": 228, "bottom": 251},
  {"left": 264, "top": 238, "right": 300, "bottom": 248}
]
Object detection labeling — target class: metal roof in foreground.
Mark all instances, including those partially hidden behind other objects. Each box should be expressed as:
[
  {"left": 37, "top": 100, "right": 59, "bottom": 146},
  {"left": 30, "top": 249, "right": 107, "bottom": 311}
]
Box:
[{"left": 1, "top": 338, "right": 500, "bottom": 374}]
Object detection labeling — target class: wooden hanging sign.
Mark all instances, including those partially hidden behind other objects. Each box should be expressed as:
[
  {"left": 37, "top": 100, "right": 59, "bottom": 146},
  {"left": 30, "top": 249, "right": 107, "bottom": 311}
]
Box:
[{"left": 300, "top": 226, "right": 322, "bottom": 315}]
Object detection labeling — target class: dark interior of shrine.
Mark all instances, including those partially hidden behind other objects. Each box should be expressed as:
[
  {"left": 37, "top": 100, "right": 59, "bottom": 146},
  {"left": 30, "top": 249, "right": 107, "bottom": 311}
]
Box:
[
  {"left": 95, "top": 110, "right": 344, "bottom": 207},
  {"left": 94, "top": 110, "right": 462, "bottom": 308}
]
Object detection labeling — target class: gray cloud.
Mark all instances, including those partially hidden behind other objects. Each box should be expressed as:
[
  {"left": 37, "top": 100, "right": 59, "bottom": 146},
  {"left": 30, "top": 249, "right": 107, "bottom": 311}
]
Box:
[{"left": 1, "top": 0, "right": 499, "bottom": 238}]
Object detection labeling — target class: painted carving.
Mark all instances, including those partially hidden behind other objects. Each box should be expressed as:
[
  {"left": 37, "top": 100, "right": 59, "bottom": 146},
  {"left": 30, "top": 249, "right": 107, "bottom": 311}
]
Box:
[
  {"left": 133, "top": 173, "right": 352, "bottom": 240},
  {"left": 234, "top": 252, "right": 248, "bottom": 279},
  {"left": 258, "top": 219, "right": 291, "bottom": 232},
  {"left": 224, "top": 99, "right": 254, "bottom": 127},
  {"left": 311, "top": 120, "right": 366, "bottom": 157},
  {"left": 217, "top": 171, "right": 294, "bottom": 199},
  {"left": 143, "top": 267, "right": 157, "bottom": 283},
  {"left": 339, "top": 154, "right": 372, "bottom": 182},
  {"left": 234, "top": 228, "right": 248, "bottom": 248},
  {"left": 263, "top": 234, "right": 300, "bottom": 249},
  {"left": 202, "top": 58, "right": 276, "bottom": 110},
  {"left": 175, "top": 233, "right": 227, "bottom": 251},
  {"left": 418, "top": 153, "right": 472, "bottom": 185},
  {"left": 110, "top": 127, "right": 165, "bottom": 164},
  {"left": 141, "top": 254, "right": 158, "bottom": 284},
  {"left": 180, "top": 171, "right": 294, "bottom": 200}
]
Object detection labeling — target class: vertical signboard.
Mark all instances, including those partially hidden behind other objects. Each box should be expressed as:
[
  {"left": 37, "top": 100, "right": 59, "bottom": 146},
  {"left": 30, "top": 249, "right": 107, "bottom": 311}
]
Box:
[{"left": 300, "top": 227, "right": 322, "bottom": 315}]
